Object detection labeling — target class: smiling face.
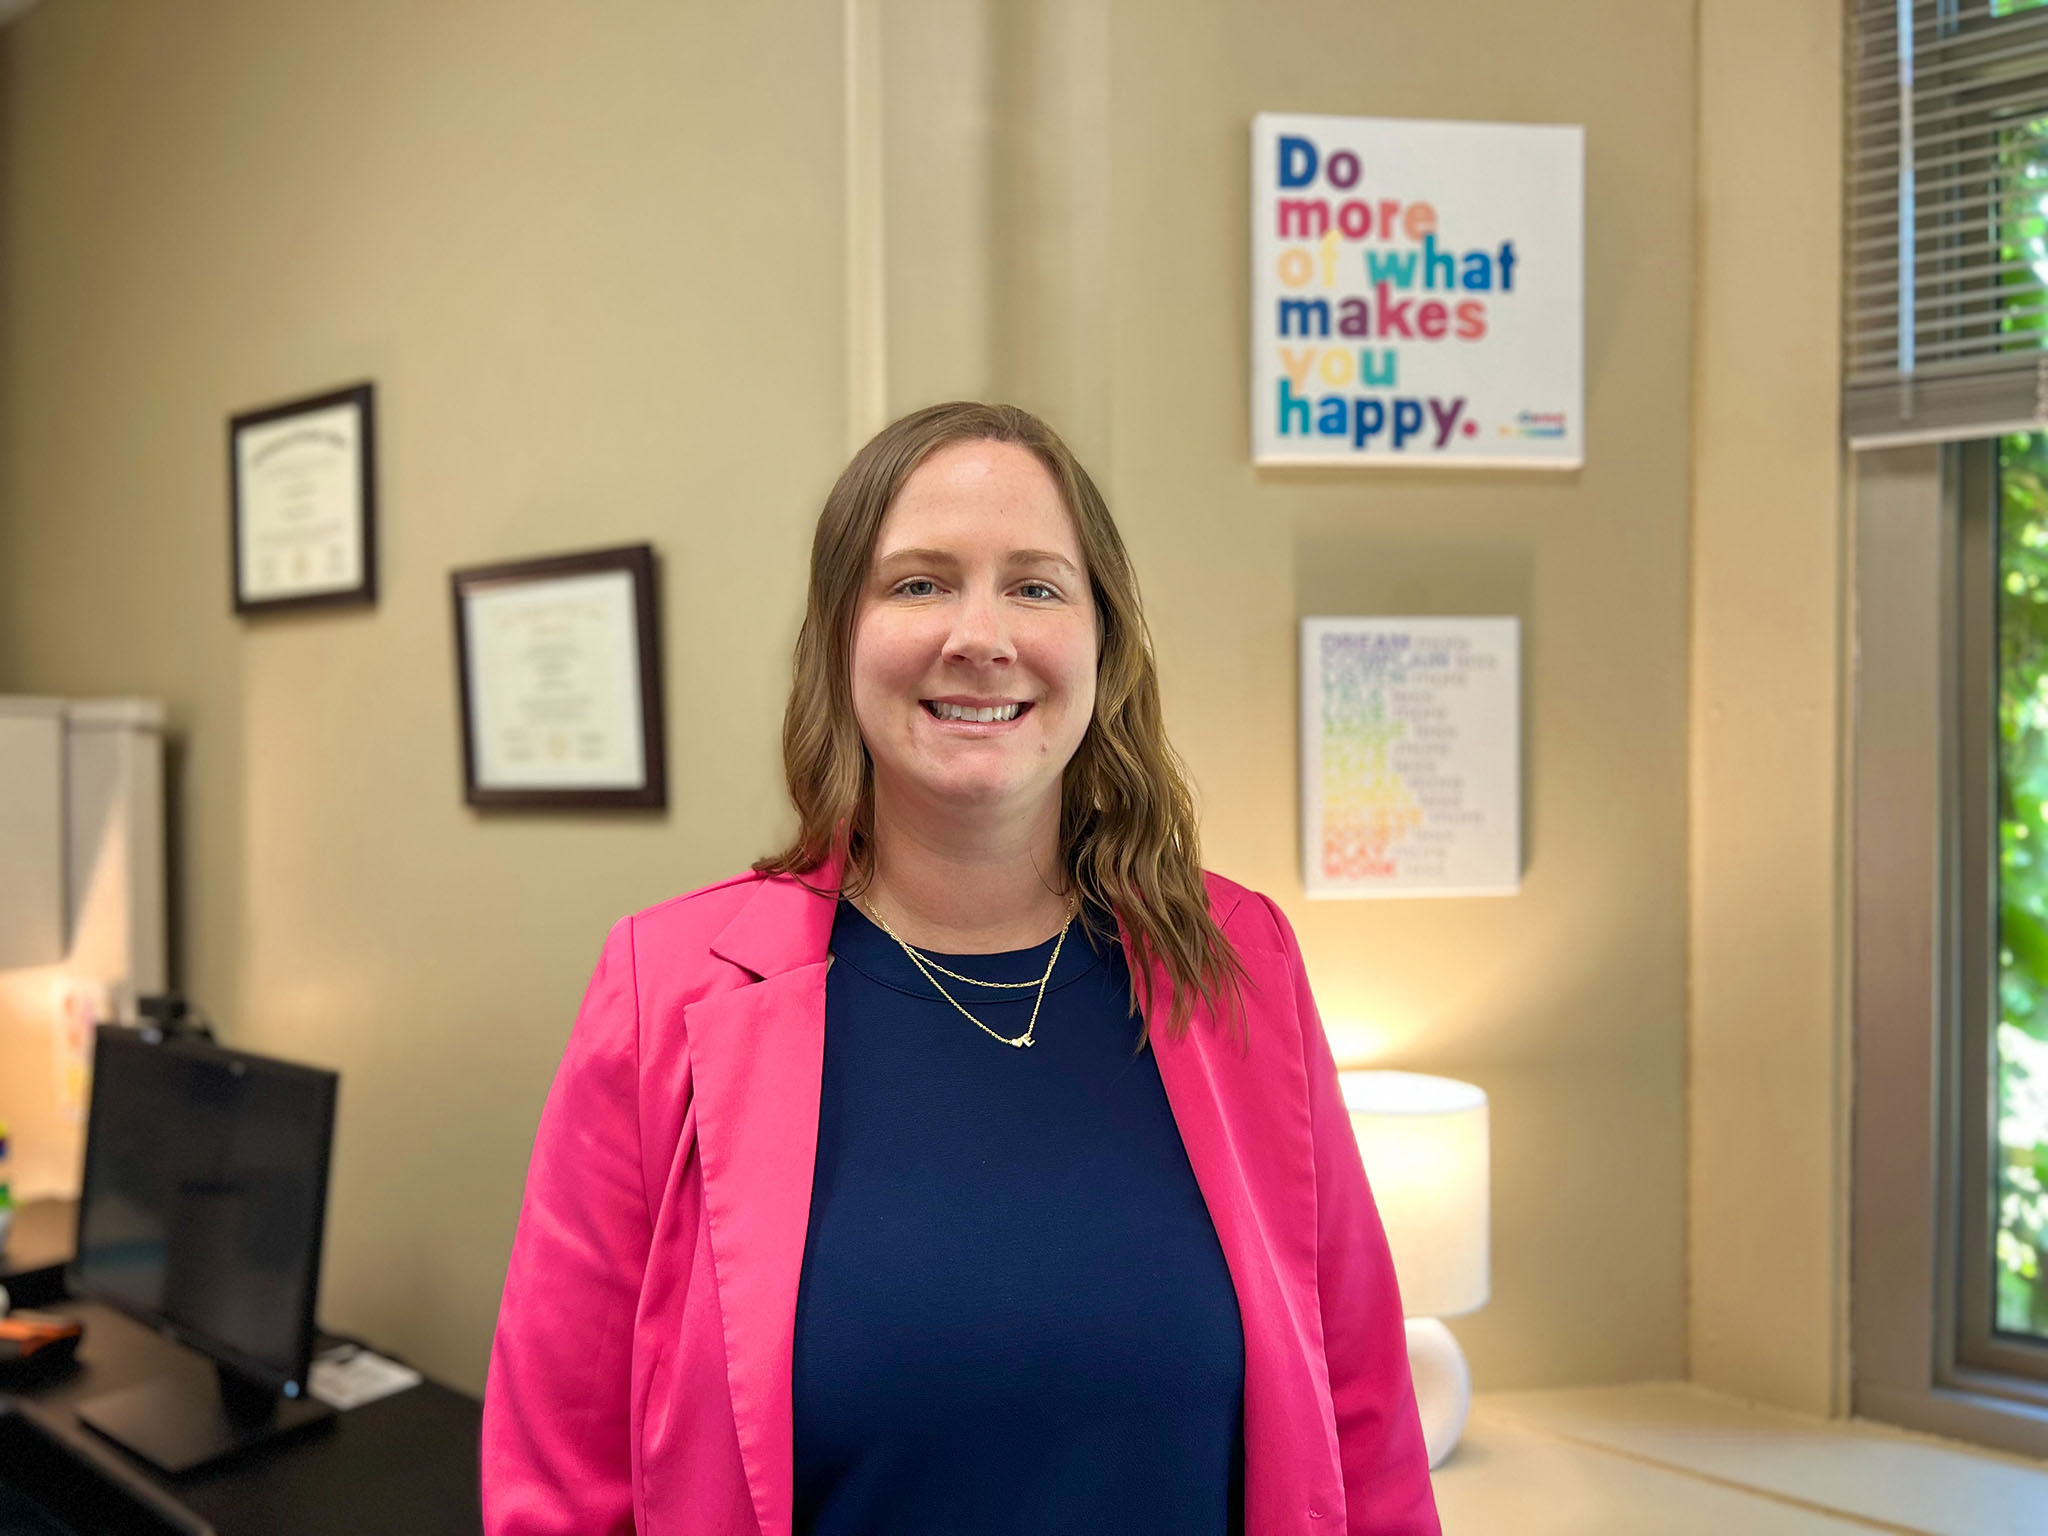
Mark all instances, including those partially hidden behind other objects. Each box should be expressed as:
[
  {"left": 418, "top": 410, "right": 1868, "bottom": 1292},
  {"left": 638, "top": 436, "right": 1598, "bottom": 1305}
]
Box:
[{"left": 849, "top": 439, "right": 1099, "bottom": 830}]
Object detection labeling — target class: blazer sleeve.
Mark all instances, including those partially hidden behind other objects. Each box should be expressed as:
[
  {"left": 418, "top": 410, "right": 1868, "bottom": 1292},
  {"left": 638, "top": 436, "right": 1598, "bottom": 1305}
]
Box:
[
  {"left": 1260, "top": 894, "right": 1441, "bottom": 1536},
  {"left": 482, "top": 916, "right": 651, "bottom": 1536}
]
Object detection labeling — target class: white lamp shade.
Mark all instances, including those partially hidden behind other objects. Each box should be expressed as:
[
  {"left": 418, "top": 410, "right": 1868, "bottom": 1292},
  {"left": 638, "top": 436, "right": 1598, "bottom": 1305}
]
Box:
[{"left": 1341, "top": 1070, "right": 1490, "bottom": 1319}]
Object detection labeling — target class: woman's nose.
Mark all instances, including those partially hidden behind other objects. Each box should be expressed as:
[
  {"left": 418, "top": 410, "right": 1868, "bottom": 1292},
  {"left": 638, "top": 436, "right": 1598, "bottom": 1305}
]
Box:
[{"left": 945, "top": 588, "right": 1015, "bottom": 665}]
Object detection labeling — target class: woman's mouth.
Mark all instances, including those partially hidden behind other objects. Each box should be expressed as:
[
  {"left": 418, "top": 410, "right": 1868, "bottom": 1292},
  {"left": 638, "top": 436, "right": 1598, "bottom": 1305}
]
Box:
[{"left": 922, "top": 700, "right": 1032, "bottom": 724}]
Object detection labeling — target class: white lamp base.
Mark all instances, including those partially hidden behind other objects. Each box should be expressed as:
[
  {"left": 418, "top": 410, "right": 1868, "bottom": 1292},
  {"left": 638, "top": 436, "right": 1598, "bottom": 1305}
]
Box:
[{"left": 1405, "top": 1316, "right": 1471, "bottom": 1469}]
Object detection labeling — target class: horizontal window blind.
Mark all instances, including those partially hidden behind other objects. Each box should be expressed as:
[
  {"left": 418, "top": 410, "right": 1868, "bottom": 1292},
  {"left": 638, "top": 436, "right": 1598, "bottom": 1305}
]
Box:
[{"left": 1849, "top": 0, "right": 2048, "bottom": 446}]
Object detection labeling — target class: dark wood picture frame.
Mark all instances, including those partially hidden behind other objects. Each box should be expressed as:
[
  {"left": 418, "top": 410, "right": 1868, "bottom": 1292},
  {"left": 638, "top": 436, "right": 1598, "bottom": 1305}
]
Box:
[
  {"left": 450, "top": 543, "right": 667, "bottom": 811},
  {"left": 228, "top": 381, "right": 378, "bottom": 615}
]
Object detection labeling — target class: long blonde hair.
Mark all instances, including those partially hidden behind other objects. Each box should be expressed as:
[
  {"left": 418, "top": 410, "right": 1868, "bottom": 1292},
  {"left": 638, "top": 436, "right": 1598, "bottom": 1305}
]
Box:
[{"left": 754, "top": 402, "right": 1245, "bottom": 1048}]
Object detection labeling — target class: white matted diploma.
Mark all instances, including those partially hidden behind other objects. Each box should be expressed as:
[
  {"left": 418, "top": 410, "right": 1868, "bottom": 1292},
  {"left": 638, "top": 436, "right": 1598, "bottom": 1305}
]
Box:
[
  {"left": 451, "top": 544, "right": 666, "bottom": 809},
  {"left": 229, "top": 382, "right": 376, "bottom": 612}
]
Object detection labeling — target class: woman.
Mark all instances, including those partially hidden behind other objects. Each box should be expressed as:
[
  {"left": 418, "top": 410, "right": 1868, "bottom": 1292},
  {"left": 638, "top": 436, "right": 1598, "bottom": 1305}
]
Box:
[{"left": 482, "top": 402, "right": 1439, "bottom": 1536}]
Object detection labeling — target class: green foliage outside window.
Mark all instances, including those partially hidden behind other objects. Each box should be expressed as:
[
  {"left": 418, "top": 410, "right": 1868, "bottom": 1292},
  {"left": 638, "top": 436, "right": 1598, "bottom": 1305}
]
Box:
[
  {"left": 1991, "top": 82, "right": 2048, "bottom": 1335},
  {"left": 1996, "top": 435, "right": 2048, "bottom": 1337}
]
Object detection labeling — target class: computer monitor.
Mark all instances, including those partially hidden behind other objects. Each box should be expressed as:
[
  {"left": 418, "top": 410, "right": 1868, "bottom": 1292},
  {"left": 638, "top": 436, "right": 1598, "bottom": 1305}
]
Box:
[{"left": 67, "top": 1025, "right": 340, "bottom": 1473}]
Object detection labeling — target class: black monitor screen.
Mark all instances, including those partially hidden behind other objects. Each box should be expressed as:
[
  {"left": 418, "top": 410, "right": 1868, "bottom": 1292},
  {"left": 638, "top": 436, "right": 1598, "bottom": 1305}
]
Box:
[{"left": 72, "top": 1026, "right": 338, "bottom": 1390}]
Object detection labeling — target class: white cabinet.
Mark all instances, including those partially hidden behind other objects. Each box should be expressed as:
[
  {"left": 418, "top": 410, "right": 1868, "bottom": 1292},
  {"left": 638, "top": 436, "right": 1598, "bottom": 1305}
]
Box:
[
  {"left": 0, "top": 696, "right": 166, "bottom": 1198},
  {"left": 0, "top": 696, "right": 166, "bottom": 983},
  {"left": 62, "top": 700, "right": 168, "bottom": 994},
  {"left": 0, "top": 698, "right": 65, "bottom": 970}
]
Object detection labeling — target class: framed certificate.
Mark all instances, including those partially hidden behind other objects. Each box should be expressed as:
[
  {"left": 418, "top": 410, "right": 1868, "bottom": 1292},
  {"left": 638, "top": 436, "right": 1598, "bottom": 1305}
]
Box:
[
  {"left": 229, "top": 382, "right": 377, "bottom": 613},
  {"left": 450, "top": 543, "right": 667, "bottom": 810}
]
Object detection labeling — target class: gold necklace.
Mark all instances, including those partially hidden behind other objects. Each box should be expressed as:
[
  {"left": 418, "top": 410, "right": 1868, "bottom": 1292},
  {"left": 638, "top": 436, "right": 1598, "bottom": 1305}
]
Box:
[{"left": 862, "top": 897, "right": 1075, "bottom": 1049}]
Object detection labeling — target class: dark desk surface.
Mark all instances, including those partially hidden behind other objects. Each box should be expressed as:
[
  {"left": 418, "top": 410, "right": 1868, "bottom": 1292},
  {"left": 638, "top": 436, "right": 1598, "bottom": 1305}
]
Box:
[{"left": 4, "top": 1283, "right": 483, "bottom": 1534}]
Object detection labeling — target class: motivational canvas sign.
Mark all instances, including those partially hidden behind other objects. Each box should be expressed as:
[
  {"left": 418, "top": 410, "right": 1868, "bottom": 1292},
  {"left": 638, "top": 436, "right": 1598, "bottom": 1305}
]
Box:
[
  {"left": 1251, "top": 113, "right": 1583, "bottom": 468},
  {"left": 1300, "top": 616, "right": 1521, "bottom": 898}
]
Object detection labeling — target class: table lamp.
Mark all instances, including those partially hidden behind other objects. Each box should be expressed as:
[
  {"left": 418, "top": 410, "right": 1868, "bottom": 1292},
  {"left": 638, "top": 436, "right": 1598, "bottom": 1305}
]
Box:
[{"left": 1339, "top": 1070, "right": 1489, "bottom": 1469}]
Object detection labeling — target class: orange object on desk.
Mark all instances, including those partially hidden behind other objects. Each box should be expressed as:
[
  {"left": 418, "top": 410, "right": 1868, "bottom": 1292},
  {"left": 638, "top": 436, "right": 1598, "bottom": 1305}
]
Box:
[{"left": 0, "top": 1311, "right": 83, "bottom": 1366}]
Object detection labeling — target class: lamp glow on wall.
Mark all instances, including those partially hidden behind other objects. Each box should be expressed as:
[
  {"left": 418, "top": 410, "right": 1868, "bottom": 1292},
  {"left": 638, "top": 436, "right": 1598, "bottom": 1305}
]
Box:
[{"left": 1340, "top": 1070, "right": 1490, "bottom": 1469}]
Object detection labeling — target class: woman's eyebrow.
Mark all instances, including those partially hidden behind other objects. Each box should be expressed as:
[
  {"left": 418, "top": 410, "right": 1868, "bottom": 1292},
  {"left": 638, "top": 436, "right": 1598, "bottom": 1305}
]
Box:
[
  {"left": 1011, "top": 548, "right": 1081, "bottom": 576},
  {"left": 876, "top": 546, "right": 1080, "bottom": 576}
]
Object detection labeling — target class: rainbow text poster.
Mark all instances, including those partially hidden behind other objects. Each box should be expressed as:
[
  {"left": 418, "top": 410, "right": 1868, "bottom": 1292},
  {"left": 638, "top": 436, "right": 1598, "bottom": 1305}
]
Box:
[
  {"left": 1301, "top": 616, "right": 1521, "bottom": 898},
  {"left": 1252, "top": 113, "right": 1583, "bottom": 468}
]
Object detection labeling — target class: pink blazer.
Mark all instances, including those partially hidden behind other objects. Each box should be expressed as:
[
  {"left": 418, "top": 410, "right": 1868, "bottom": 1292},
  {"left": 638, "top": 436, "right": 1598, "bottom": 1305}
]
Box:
[{"left": 482, "top": 858, "right": 1440, "bottom": 1536}]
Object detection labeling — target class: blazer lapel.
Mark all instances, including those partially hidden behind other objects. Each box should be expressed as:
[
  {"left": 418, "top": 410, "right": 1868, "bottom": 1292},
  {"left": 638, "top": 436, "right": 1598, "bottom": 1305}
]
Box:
[
  {"left": 683, "top": 861, "right": 842, "bottom": 1536},
  {"left": 1144, "top": 928, "right": 1341, "bottom": 1535}
]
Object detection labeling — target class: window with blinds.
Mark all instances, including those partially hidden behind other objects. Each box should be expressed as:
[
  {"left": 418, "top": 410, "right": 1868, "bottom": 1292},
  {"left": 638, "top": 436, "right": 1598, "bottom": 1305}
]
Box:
[{"left": 1849, "top": 0, "right": 2048, "bottom": 446}]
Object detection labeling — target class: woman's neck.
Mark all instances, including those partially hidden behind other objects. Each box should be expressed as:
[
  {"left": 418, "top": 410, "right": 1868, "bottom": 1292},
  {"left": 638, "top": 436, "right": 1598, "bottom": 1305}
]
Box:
[{"left": 861, "top": 791, "right": 1072, "bottom": 953}]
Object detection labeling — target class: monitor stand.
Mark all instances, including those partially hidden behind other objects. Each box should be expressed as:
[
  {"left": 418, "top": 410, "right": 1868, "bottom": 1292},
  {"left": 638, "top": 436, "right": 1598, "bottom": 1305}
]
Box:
[{"left": 75, "top": 1361, "right": 335, "bottom": 1475}]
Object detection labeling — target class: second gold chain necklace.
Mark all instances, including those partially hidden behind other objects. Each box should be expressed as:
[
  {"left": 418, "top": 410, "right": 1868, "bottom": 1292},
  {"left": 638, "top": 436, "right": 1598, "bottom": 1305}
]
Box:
[{"left": 862, "top": 897, "right": 1076, "bottom": 1049}]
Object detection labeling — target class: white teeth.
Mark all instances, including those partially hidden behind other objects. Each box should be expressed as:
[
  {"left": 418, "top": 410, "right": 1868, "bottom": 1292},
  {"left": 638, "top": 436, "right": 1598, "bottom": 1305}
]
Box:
[{"left": 929, "top": 701, "right": 1022, "bottom": 722}]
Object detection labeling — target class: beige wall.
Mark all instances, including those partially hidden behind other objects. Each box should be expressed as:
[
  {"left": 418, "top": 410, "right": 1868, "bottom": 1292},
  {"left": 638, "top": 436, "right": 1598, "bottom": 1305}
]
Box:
[
  {"left": 1096, "top": 0, "right": 1698, "bottom": 1390},
  {"left": 0, "top": 0, "right": 851, "bottom": 1391},
  {"left": 1689, "top": 0, "right": 1848, "bottom": 1416},
  {"left": 0, "top": 0, "right": 1844, "bottom": 1407},
  {"left": 881, "top": 0, "right": 1702, "bottom": 1394}
]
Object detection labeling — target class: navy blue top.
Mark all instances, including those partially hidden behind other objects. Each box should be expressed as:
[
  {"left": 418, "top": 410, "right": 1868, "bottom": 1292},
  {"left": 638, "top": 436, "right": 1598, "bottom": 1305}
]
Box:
[{"left": 792, "top": 899, "right": 1247, "bottom": 1536}]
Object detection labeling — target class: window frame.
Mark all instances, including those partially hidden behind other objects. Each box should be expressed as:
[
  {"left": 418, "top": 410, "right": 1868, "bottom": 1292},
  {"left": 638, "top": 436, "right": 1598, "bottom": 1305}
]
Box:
[{"left": 1850, "top": 442, "right": 2048, "bottom": 1457}]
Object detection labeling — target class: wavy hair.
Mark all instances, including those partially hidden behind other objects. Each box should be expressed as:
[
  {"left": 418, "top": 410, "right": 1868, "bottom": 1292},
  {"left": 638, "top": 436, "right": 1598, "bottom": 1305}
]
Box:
[{"left": 755, "top": 401, "right": 1245, "bottom": 1049}]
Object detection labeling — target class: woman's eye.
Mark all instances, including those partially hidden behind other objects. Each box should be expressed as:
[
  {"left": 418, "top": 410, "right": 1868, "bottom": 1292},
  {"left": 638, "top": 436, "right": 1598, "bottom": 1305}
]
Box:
[{"left": 890, "top": 576, "right": 1059, "bottom": 600}]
